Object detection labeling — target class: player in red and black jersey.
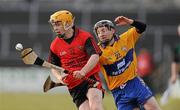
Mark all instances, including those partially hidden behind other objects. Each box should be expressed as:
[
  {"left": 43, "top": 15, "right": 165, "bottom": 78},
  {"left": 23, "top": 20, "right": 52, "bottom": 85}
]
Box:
[{"left": 48, "top": 10, "right": 104, "bottom": 110}]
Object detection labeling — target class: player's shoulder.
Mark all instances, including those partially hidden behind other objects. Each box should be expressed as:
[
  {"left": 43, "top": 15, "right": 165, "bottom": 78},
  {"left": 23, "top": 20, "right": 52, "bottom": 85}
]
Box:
[
  {"left": 51, "top": 37, "right": 59, "bottom": 43},
  {"left": 76, "top": 27, "right": 92, "bottom": 37},
  {"left": 119, "top": 27, "right": 138, "bottom": 39},
  {"left": 50, "top": 37, "right": 60, "bottom": 48}
]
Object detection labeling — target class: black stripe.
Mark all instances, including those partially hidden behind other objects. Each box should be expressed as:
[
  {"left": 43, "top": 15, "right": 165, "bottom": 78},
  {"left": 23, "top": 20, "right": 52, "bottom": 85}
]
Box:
[
  {"left": 22, "top": 50, "right": 33, "bottom": 58},
  {"left": 64, "top": 70, "right": 69, "bottom": 73},
  {"left": 34, "top": 57, "right": 44, "bottom": 66},
  {"left": 131, "top": 20, "right": 146, "bottom": 33}
]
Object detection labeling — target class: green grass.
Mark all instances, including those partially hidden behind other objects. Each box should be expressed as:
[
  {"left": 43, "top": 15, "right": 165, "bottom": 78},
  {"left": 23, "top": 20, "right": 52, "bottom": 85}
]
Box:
[
  {"left": 0, "top": 92, "right": 116, "bottom": 110},
  {"left": 160, "top": 99, "right": 180, "bottom": 110},
  {"left": 0, "top": 93, "right": 180, "bottom": 110},
  {"left": 156, "top": 95, "right": 180, "bottom": 110}
]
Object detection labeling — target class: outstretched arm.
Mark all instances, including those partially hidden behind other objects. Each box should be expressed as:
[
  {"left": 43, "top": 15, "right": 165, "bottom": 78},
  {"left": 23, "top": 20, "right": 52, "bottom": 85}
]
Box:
[
  {"left": 114, "top": 16, "right": 133, "bottom": 26},
  {"left": 48, "top": 50, "right": 68, "bottom": 84},
  {"left": 114, "top": 16, "right": 146, "bottom": 33},
  {"left": 51, "top": 68, "right": 68, "bottom": 85}
]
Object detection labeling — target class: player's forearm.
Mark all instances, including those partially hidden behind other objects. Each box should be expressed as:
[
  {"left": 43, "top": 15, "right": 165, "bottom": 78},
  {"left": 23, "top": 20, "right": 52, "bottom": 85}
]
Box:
[
  {"left": 81, "top": 54, "right": 99, "bottom": 75},
  {"left": 51, "top": 68, "right": 63, "bottom": 82},
  {"left": 171, "top": 62, "right": 178, "bottom": 79}
]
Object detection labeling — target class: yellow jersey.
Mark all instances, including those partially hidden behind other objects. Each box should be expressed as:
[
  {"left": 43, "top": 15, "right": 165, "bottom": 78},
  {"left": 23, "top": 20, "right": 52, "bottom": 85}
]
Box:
[{"left": 99, "top": 27, "right": 141, "bottom": 90}]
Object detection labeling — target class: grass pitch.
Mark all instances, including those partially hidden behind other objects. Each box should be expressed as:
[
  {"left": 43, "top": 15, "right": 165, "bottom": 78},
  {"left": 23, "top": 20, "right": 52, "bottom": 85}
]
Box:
[
  {"left": 0, "top": 92, "right": 116, "bottom": 110},
  {"left": 0, "top": 92, "right": 180, "bottom": 110}
]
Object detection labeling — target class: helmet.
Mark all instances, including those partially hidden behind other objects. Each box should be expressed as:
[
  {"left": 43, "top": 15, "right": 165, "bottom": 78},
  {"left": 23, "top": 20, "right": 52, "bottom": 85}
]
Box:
[
  {"left": 93, "top": 20, "right": 115, "bottom": 45},
  {"left": 93, "top": 20, "right": 115, "bottom": 38},
  {"left": 49, "top": 10, "right": 74, "bottom": 30}
]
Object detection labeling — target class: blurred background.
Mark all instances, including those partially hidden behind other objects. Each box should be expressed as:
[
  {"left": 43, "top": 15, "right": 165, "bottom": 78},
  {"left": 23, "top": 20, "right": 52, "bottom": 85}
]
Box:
[{"left": 0, "top": 0, "right": 180, "bottom": 110}]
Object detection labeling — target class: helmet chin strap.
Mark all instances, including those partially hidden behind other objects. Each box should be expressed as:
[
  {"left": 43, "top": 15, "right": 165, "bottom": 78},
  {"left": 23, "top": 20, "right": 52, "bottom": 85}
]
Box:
[
  {"left": 57, "top": 33, "right": 65, "bottom": 38},
  {"left": 101, "top": 35, "right": 114, "bottom": 46}
]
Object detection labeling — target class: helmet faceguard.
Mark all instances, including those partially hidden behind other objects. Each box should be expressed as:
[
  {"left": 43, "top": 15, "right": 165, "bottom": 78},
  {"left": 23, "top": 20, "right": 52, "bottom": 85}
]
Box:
[
  {"left": 49, "top": 10, "right": 75, "bottom": 38},
  {"left": 93, "top": 20, "right": 115, "bottom": 45}
]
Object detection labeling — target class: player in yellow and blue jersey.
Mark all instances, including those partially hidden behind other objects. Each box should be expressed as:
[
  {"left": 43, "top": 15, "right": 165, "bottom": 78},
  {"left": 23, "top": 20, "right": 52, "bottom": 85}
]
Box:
[{"left": 93, "top": 16, "right": 161, "bottom": 110}]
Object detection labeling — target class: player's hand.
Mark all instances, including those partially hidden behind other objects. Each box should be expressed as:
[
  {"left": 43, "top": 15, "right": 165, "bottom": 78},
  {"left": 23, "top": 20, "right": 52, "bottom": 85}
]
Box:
[
  {"left": 57, "top": 73, "right": 68, "bottom": 85},
  {"left": 114, "top": 16, "right": 133, "bottom": 26},
  {"left": 73, "top": 70, "right": 86, "bottom": 79}
]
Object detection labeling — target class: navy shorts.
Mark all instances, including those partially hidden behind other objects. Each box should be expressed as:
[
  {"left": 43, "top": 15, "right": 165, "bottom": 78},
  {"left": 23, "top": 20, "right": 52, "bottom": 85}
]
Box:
[{"left": 111, "top": 77, "right": 153, "bottom": 110}]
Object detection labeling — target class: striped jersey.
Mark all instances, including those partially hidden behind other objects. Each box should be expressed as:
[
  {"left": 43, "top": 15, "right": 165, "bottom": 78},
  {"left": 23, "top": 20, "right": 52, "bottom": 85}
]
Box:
[
  {"left": 50, "top": 28, "right": 101, "bottom": 89},
  {"left": 99, "top": 27, "right": 141, "bottom": 90}
]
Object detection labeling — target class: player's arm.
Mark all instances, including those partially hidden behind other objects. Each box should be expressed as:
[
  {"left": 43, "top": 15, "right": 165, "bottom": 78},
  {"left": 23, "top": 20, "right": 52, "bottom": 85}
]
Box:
[
  {"left": 73, "top": 37, "right": 101, "bottom": 79},
  {"left": 114, "top": 16, "right": 146, "bottom": 34},
  {"left": 171, "top": 62, "right": 178, "bottom": 84},
  {"left": 131, "top": 20, "right": 146, "bottom": 34},
  {"left": 48, "top": 50, "right": 67, "bottom": 84}
]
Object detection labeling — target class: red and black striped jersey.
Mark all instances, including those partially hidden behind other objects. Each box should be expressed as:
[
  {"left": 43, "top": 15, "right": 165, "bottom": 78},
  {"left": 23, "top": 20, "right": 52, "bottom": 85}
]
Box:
[{"left": 49, "top": 27, "right": 101, "bottom": 89}]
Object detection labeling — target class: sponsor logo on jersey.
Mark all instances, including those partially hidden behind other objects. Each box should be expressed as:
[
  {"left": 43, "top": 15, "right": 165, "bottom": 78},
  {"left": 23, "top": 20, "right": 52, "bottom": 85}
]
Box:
[
  {"left": 59, "top": 51, "right": 67, "bottom": 56},
  {"left": 103, "top": 48, "right": 134, "bottom": 76},
  {"left": 121, "top": 46, "right": 128, "bottom": 52}
]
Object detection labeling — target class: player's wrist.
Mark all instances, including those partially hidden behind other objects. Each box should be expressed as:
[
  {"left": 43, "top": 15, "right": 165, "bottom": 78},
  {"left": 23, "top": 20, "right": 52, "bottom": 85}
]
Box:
[
  {"left": 129, "top": 19, "right": 134, "bottom": 25},
  {"left": 80, "top": 69, "right": 87, "bottom": 76}
]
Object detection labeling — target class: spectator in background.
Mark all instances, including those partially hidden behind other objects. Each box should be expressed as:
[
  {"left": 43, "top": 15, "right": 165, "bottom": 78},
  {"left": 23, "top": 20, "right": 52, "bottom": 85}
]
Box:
[
  {"left": 160, "top": 25, "right": 180, "bottom": 105},
  {"left": 137, "top": 48, "right": 154, "bottom": 78},
  {"left": 93, "top": 16, "right": 161, "bottom": 110},
  {"left": 170, "top": 25, "right": 180, "bottom": 84}
]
